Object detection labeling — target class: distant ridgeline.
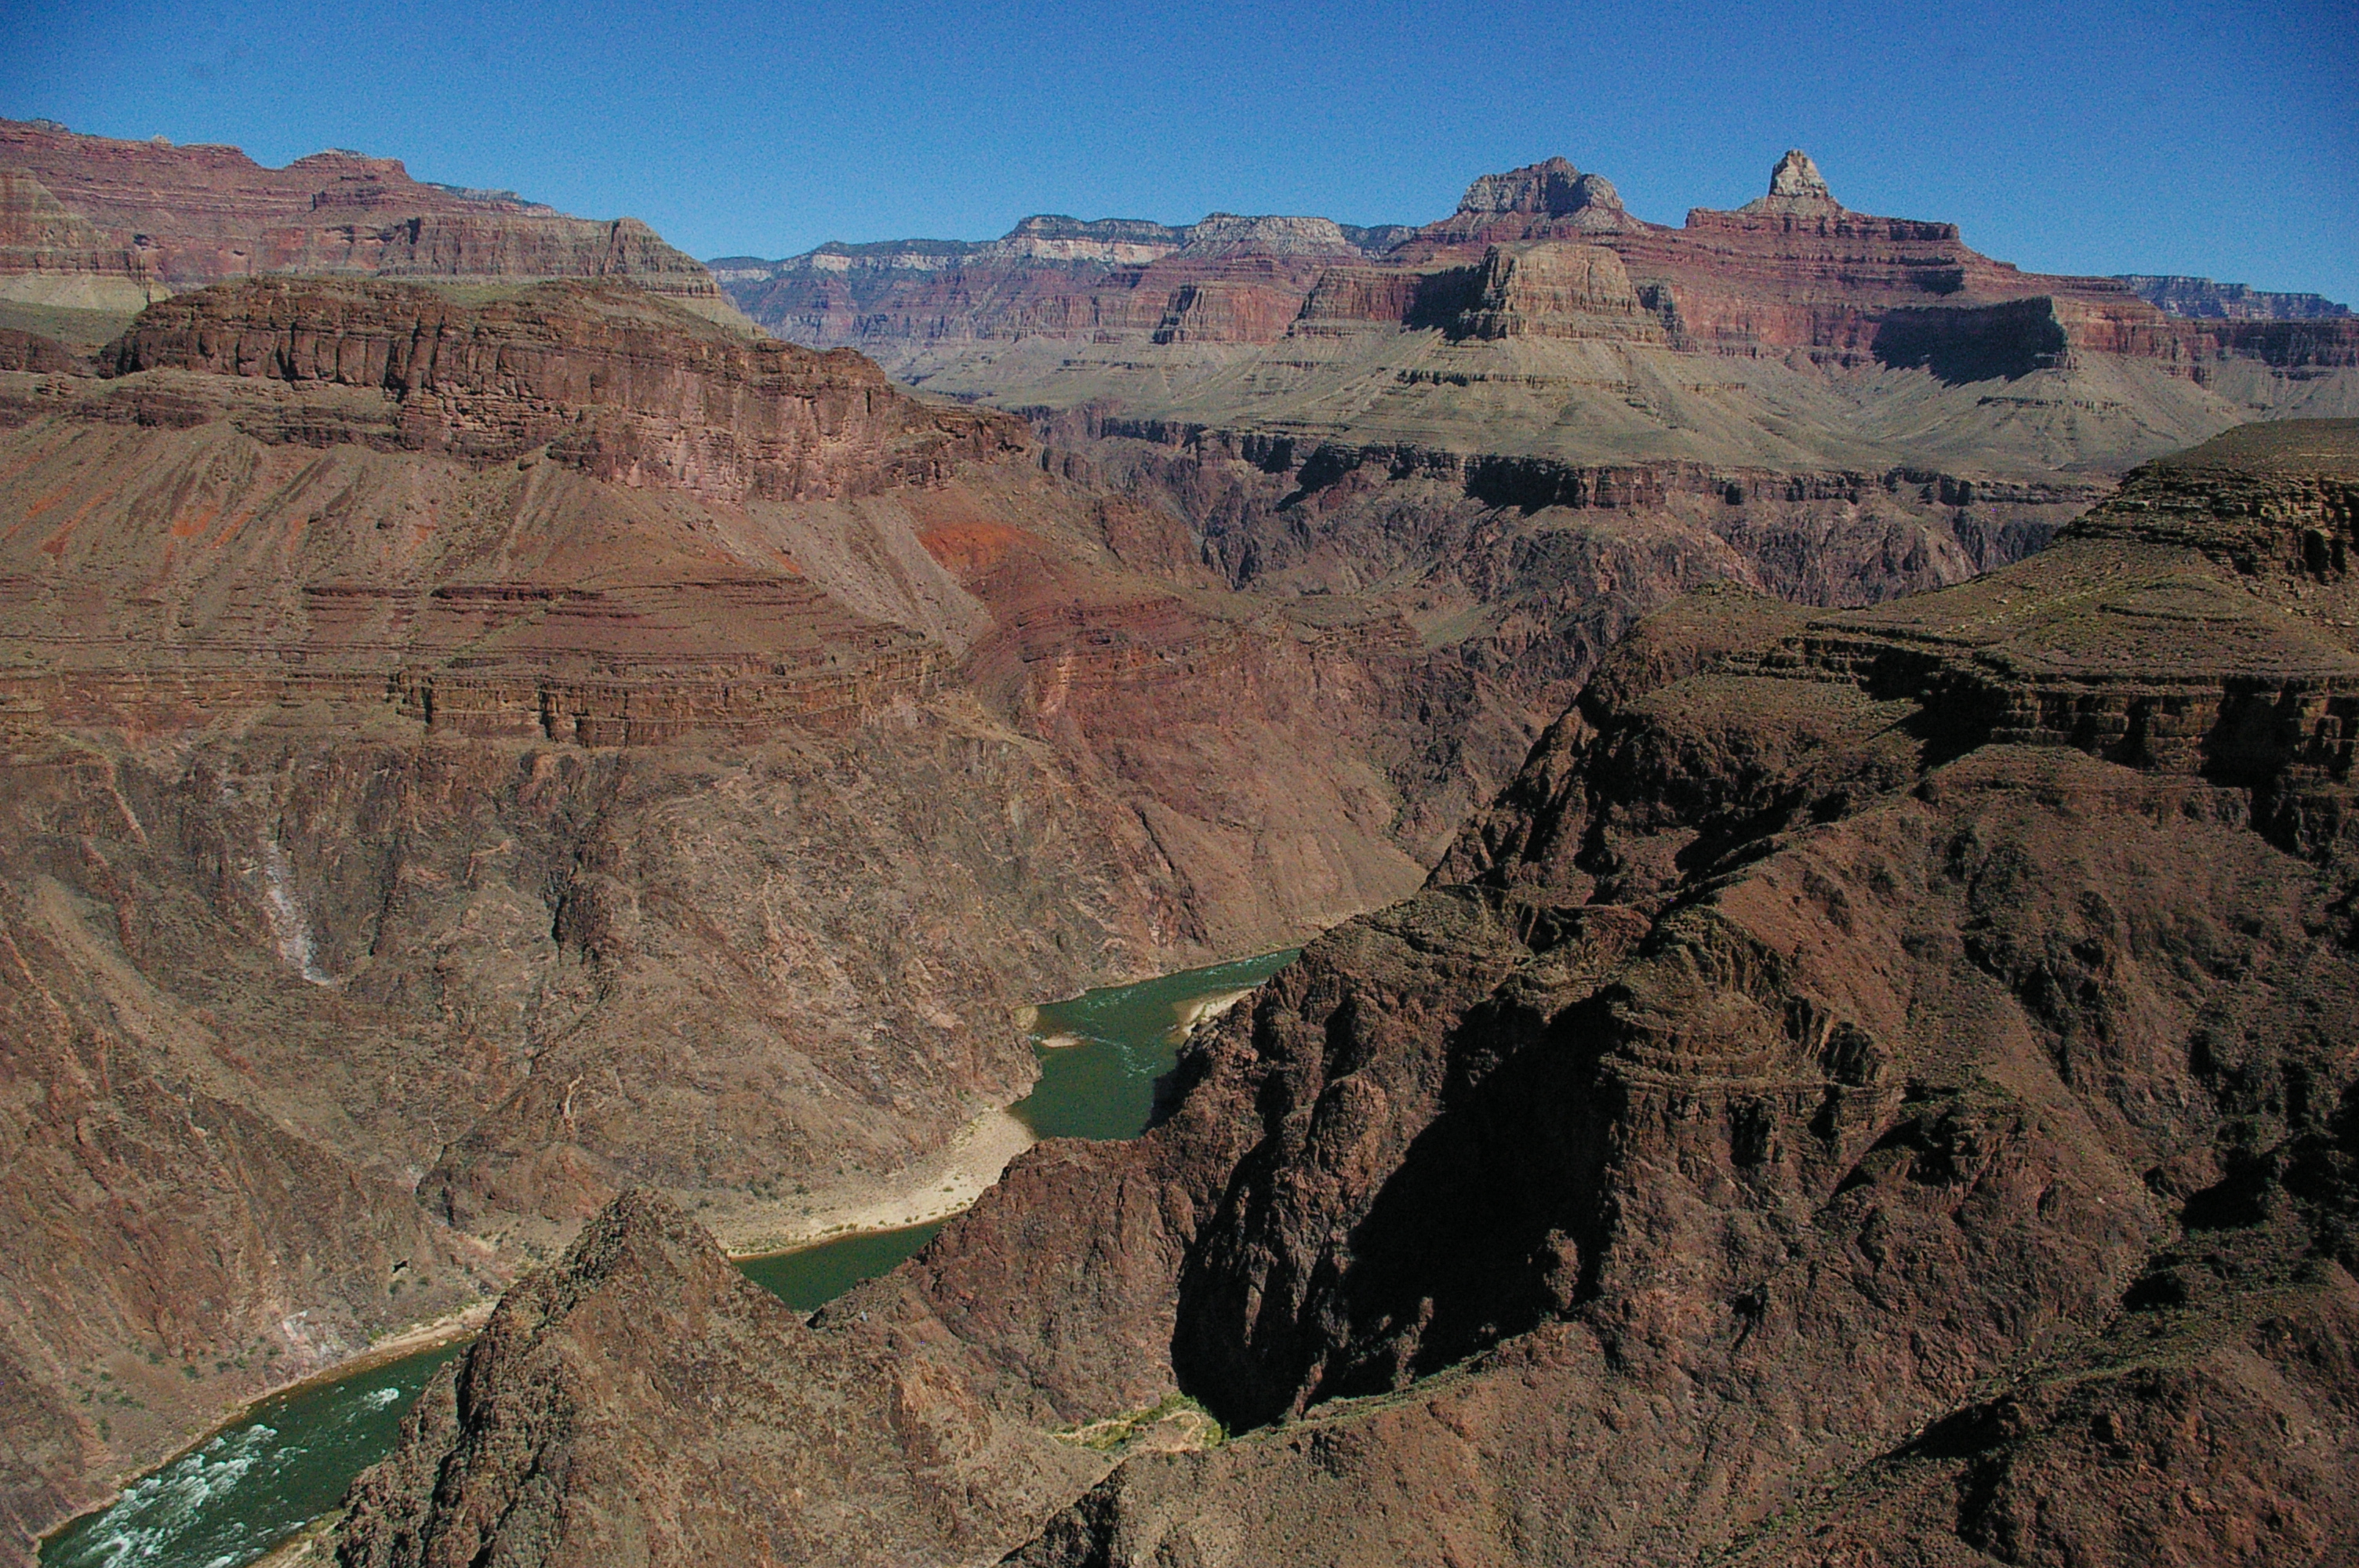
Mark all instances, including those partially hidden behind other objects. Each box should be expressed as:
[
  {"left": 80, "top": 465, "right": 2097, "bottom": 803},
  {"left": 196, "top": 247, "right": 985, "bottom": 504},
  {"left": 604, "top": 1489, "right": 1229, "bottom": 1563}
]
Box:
[
  {"left": 714, "top": 148, "right": 2357, "bottom": 486},
  {"left": 2117, "top": 273, "right": 2353, "bottom": 321}
]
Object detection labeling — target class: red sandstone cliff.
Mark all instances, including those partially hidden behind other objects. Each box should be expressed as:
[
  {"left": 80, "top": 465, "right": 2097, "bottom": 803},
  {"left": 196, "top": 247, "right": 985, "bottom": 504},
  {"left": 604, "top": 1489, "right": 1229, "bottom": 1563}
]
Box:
[
  {"left": 0, "top": 119, "right": 740, "bottom": 323},
  {"left": 107, "top": 276, "right": 1019, "bottom": 500},
  {"left": 721, "top": 148, "right": 2358, "bottom": 489}
]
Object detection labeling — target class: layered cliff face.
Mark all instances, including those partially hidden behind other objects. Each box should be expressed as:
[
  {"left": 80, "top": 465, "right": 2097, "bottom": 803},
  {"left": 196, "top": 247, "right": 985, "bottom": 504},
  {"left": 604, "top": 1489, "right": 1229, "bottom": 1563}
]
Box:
[
  {"left": 723, "top": 148, "right": 2358, "bottom": 493},
  {"left": 104, "top": 275, "right": 1015, "bottom": 503},
  {"left": 0, "top": 280, "right": 1034, "bottom": 1557},
  {"left": 4, "top": 277, "right": 1018, "bottom": 738},
  {"left": 0, "top": 168, "right": 156, "bottom": 312},
  {"left": 1030, "top": 411, "right": 2081, "bottom": 858},
  {"left": 341, "top": 421, "right": 2359, "bottom": 1567},
  {"left": 1451, "top": 241, "right": 1667, "bottom": 342},
  {"left": 710, "top": 209, "right": 1401, "bottom": 352},
  {"left": 2123, "top": 273, "right": 2355, "bottom": 321},
  {"left": 0, "top": 119, "right": 743, "bottom": 327},
  {"left": 1419, "top": 154, "right": 1641, "bottom": 241},
  {"left": 0, "top": 278, "right": 1427, "bottom": 1555},
  {"left": 724, "top": 147, "right": 2350, "bottom": 776}
]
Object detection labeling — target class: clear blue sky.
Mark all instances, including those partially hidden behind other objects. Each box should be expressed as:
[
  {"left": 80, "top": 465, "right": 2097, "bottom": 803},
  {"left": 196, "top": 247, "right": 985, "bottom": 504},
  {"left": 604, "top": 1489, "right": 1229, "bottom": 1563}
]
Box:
[{"left": 5, "top": 0, "right": 2354, "bottom": 303}]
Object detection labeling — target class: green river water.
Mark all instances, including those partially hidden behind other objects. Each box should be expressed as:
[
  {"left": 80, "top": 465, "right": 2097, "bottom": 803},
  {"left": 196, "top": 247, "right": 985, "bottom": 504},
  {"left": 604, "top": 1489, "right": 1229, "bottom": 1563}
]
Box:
[{"left": 41, "top": 948, "right": 1296, "bottom": 1568}]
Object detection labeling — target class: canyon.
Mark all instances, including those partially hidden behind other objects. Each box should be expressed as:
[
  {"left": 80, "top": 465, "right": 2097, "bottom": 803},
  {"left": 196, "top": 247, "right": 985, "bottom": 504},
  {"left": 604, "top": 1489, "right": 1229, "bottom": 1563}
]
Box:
[
  {"left": 0, "top": 264, "right": 2051, "bottom": 1563},
  {"left": 2, "top": 122, "right": 2354, "bottom": 1567},
  {"left": 0, "top": 273, "right": 1416, "bottom": 1560},
  {"left": 339, "top": 416, "right": 2359, "bottom": 1566}
]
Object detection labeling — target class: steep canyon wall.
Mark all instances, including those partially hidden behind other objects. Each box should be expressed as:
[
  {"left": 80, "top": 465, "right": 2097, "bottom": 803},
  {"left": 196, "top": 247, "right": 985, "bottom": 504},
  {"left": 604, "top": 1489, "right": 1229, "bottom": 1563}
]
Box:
[{"left": 339, "top": 419, "right": 2359, "bottom": 1568}]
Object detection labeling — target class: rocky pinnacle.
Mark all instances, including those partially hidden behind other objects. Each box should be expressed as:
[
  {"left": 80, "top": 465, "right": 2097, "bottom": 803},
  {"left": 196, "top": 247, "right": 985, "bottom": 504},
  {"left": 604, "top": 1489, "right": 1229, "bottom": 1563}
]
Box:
[{"left": 1741, "top": 147, "right": 1842, "bottom": 215}]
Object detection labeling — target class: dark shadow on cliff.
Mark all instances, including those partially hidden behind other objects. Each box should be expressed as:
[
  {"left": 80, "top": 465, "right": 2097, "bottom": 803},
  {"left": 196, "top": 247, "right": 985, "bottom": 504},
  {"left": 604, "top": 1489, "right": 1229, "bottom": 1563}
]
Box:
[
  {"left": 1170, "top": 983, "right": 1622, "bottom": 1432},
  {"left": 1873, "top": 299, "right": 2070, "bottom": 386}
]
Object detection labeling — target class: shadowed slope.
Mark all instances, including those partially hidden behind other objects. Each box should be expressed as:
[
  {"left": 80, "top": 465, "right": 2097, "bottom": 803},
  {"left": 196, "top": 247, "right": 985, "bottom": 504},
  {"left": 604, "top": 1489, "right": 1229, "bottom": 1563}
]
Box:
[{"left": 1011, "top": 419, "right": 2359, "bottom": 1565}]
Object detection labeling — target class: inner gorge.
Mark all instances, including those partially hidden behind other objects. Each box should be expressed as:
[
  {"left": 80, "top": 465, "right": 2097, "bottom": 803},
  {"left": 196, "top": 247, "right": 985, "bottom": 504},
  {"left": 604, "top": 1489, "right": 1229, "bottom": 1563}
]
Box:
[
  {"left": 36, "top": 953, "right": 1293, "bottom": 1568},
  {"left": 1, "top": 52, "right": 2355, "bottom": 1568}
]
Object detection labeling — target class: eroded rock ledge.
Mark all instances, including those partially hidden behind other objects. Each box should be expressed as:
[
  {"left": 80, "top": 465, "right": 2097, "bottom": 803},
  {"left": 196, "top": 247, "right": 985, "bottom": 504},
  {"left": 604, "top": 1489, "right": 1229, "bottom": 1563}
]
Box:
[{"left": 103, "top": 276, "right": 1025, "bottom": 499}]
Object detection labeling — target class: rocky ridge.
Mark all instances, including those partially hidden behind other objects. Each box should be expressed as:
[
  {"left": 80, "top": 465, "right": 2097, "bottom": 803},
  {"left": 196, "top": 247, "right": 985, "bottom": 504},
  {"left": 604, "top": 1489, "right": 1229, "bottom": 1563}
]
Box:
[
  {"left": 337, "top": 419, "right": 2359, "bottom": 1567},
  {"left": 7, "top": 276, "right": 1019, "bottom": 743},
  {"left": 1418, "top": 154, "right": 1641, "bottom": 241},
  {"left": 340, "top": 1190, "right": 1102, "bottom": 1567},
  {"left": 1739, "top": 147, "right": 1842, "bottom": 216},
  {"left": 710, "top": 209, "right": 1404, "bottom": 295},
  {"left": 2122, "top": 274, "right": 2354, "bottom": 321},
  {"left": 709, "top": 207, "right": 1399, "bottom": 360},
  {"left": 105, "top": 275, "right": 1016, "bottom": 503},
  {"left": 722, "top": 148, "right": 2359, "bottom": 487},
  {"left": 0, "top": 118, "right": 743, "bottom": 327}
]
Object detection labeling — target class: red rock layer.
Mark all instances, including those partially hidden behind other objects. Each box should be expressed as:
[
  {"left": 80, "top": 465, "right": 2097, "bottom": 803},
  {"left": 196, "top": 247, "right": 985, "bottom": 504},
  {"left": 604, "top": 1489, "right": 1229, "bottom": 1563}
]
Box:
[
  {"left": 1289, "top": 266, "right": 1423, "bottom": 335},
  {"left": 0, "top": 168, "right": 158, "bottom": 296},
  {"left": 0, "top": 118, "right": 729, "bottom": 307},
  {"left": 728, "top": 150, "right": 2359, "bottom": 378},
  {"left": 756, "top": 250, "right": 1354, "bottom": 352},
  {"left": 0, "top": 278, "right": 1034, "bottom": 745},
  {"left": 107, "top": 275, "right": 1024, "bottom": 499},
  {"left": 1413, "top": 175, "right": 2359, "bottom": 376},
  {"left": 1451, "top": 242, "right": 1669, "bottom": 343},
  {"left": 1150, "top": 278, "right": 1305, "bottom": 344},
  {"left": 1383, "top": 157, "right": 2211, "bottom": 367}
]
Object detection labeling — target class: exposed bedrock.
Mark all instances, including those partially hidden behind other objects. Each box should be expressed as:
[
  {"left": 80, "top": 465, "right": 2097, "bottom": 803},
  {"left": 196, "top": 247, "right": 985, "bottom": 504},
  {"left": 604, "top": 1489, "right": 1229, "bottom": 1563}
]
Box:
[
  {"left": 0, "top": 280, "right": 1419, "bottom": 1552},
  {"left": 723, "top": 146, "right": 2359, "bottom": 381},
  {"left": 1419, "top": 156, "right": 1641, "bottom": 243},
  {"left": 0, "top": 700, "right": 1164, "bottom": 1561},
  {"left": 1016, "top": 421, "right": 2359, "bottom": 1565},
  {"left": 724, "top": 150, "right": 2358, "bottom": 495},
  {"left": 1028, "top": 413, "right": 2081, "bottom": 856},
  {"left": 343, "top": 423, "right": 2359, "bottom": 1568},
  {"left": 2123, "top": 273, "right": 2354, "bottom": 323},
  {"left": 102, "top": 275, "right": 1023, "bottom": 499},
  {"left": 0, "top": 118, "right": 742, "bottom": 325},
  {"left": 1049, "top": 416, "right": 2076, "bottom": 597},
  {"left": 1451, "top": 241, "right": 1667, "bottom": 343},
  {"left": 339, "top": 1191, "right": 1103, "bottom": 1568}
]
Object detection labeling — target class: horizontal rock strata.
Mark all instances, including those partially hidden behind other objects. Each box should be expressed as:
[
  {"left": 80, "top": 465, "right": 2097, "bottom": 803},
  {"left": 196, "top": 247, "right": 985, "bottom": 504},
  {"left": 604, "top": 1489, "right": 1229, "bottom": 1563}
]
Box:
[
  {"left": 0, "top": 118, "right": 738, "bottom": 322},
  {"left": 722, "top": 149, "right": 2357, "bottom": 493}
]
